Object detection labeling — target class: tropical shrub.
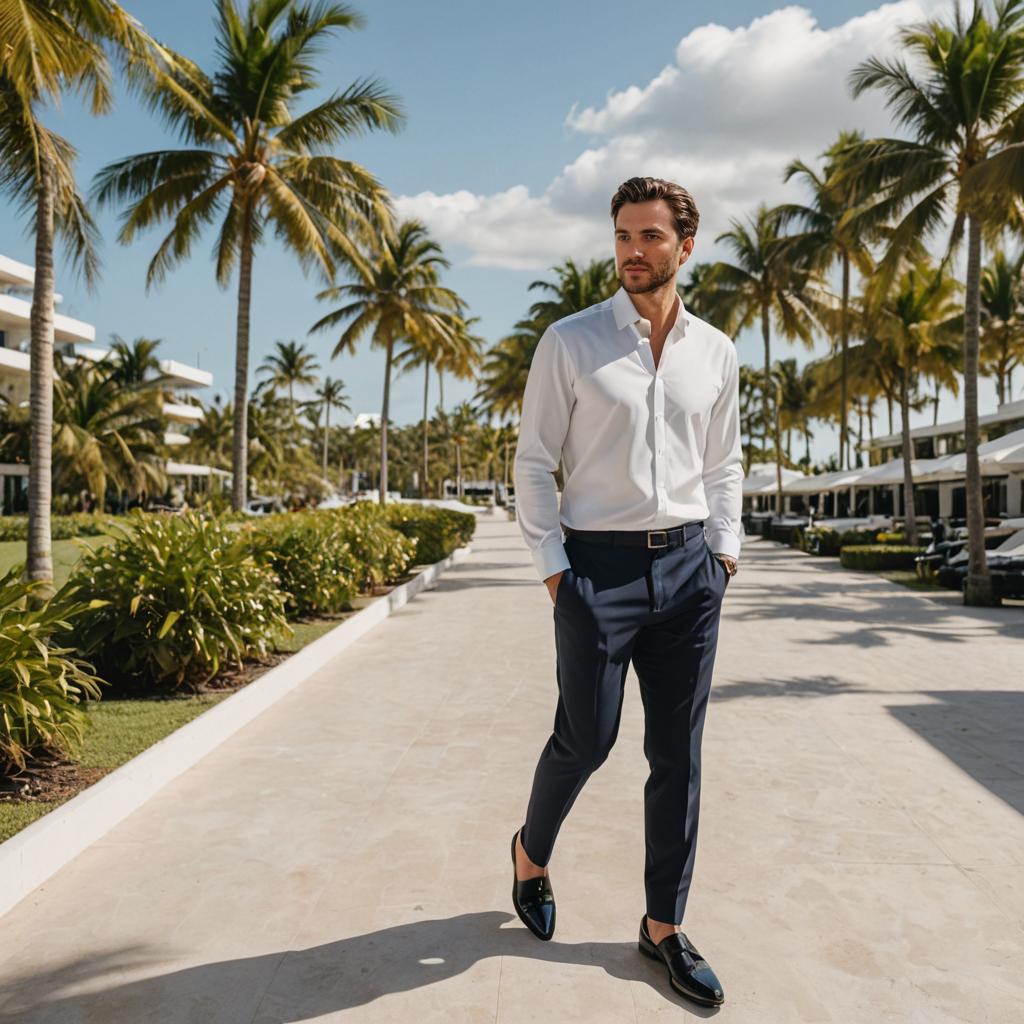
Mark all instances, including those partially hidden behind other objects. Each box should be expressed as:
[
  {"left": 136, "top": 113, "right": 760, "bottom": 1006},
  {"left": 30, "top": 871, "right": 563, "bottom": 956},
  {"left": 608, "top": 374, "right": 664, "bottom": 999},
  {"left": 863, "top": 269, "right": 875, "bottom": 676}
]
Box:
[
  {"left": 68, "top": 510, "right": 291, "bottom": 692},
  {"left": 325, "top": 502, "right": 418, "bottom": 590},
  {"left": 249, "top": 512, "right": 361, "bottom": 616},
  {"left": 0, "top": 571, "right": 106, "bottom": 774},
  {"left": 381, "top": 503, "right": 475, "bottom": 564},
  {"left": 839, "top": 545, "right": 927, "bottom": 571}
]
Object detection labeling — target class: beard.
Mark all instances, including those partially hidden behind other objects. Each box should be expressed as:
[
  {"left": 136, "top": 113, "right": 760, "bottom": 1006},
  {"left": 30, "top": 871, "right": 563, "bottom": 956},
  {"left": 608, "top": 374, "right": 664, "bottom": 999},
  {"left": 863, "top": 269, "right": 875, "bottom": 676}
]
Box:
[{"left": 618, "top": 255, "right": 679, "bottom": 294}]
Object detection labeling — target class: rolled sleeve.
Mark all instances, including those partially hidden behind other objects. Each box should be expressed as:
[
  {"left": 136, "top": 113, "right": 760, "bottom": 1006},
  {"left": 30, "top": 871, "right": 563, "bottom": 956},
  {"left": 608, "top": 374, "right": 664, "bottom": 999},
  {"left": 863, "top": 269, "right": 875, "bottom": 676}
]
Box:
[
  {"left": 702, "top": 347, "right": 744, "bottom": 560},
  {"left": 513, "top": 326, "right": 575, "bottom": 582}
]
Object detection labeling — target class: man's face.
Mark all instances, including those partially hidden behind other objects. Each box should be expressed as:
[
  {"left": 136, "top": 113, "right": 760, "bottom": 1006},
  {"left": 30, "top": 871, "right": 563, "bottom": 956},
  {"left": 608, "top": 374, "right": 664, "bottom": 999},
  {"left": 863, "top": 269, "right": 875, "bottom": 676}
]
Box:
[{"left": 613, "top": 199, "right": 694, "bottom": 294}]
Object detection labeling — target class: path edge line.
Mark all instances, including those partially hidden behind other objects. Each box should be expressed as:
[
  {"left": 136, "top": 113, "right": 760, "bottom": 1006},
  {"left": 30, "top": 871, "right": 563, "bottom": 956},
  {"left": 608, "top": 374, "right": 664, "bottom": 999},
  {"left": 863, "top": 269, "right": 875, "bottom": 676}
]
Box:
[{"left": 0, "top": 543, "right": 473, "bottom": 920}]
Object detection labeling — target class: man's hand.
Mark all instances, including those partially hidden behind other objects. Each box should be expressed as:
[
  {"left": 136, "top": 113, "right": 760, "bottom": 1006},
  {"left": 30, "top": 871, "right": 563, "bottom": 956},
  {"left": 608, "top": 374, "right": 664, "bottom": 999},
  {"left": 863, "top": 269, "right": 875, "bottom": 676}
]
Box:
[
  {"left": 545, "top": 570, "right": 565, "bottom": 604},
  {"left": 714, "top": 553, "right": 738, "bottom": 576}
]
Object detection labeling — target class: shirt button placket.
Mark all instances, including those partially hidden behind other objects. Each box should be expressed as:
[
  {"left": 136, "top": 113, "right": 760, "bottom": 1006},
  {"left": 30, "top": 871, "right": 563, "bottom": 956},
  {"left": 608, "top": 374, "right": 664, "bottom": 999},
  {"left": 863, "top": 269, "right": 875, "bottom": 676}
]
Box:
[{"left": 654, "top": 375, "right": 666, "bottom": 512}]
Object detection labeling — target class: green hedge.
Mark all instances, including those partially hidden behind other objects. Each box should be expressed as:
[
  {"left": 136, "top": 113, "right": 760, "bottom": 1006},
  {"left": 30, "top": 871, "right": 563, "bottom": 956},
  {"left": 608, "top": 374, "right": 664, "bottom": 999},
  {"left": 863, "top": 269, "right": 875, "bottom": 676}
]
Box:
[
  {"left": 0, "top": 513, "right": 120, "bottom": 542},
  {"left": 67, "top": 510, "right": 291, "bottom": 693},
  {"left": 839, "top": 544, "right": 926, "bottom": 570},
  {"left": 800, "top": 526, "right": 886, "bottom": 556},
  {"left": 381, "top": 503, "right": 475, "bottom": 564}
]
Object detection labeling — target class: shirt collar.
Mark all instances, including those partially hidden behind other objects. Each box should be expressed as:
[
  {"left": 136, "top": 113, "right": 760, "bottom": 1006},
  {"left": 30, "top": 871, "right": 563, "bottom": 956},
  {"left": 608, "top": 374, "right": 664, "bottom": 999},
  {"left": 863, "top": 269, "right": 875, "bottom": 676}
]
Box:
[{"left": 611, "top": 286, "right": 689, "bottom": 339}]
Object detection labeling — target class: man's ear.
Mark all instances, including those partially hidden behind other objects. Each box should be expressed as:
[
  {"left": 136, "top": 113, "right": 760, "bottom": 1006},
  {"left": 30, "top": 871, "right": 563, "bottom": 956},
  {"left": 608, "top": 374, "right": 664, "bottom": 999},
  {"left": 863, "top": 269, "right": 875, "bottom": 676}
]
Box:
[{"left": 677, "top": 236, "right": 695, "bottom": 268}]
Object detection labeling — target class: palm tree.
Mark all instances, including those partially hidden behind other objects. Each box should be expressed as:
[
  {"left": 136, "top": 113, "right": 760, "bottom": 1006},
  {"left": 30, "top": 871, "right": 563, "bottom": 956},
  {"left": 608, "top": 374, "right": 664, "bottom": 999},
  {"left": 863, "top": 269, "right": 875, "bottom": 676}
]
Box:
[
  {"left": 0, "top": 70, "right": 97, "bottom": 585},
  {"left": 693, "top": 203, "right": 827, "bottom": 509},
  {"left": 258, "top": 340, "right": 321, "bottom": 425},
  {"left": 392, "top": 308, "right": 475, "bottom": 497},
  {"left": 106, "top": 336, "right": 163, "bottom": 387},
  {"left": 866, "top": 257, "right": 962, "bottom": 544},
  {"left": 446, "top": 400, "right": 479, "bottom": 501},
  {"left": 526, "top": 257, "right": 619, "bottom": 329},
  {"left": 1, "top": 0, "right": 158, "bottom": 587},
  {"left": 313, "top": 377, "right": 351, "bottom": 479},
  {"left": 311, "top": 219, "right": 461, "bottom": 504},
  {"left": 184, "top": 394, "right": 233, "bottom": 469},
  {"left": 93, "top": 0, "right": 403, "bottom": 513},
  {"left": 843, "top": 0, "right": 1024, "bottom": 603},
  {"left": 52, "top": 356, "right": 167, "bottom": 508},
  {"left": 778, "top": 130, "right": 875, "bottom": 469},
  {"left": 979, "top": 247, "right": 1024, "bottom": 405}
]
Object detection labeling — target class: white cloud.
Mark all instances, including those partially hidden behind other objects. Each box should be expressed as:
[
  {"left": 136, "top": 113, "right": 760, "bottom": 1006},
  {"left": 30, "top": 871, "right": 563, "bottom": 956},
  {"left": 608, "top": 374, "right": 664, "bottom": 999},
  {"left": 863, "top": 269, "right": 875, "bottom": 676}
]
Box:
[{"left": 397, "top": 1, "right": 949, "bottom": 271}]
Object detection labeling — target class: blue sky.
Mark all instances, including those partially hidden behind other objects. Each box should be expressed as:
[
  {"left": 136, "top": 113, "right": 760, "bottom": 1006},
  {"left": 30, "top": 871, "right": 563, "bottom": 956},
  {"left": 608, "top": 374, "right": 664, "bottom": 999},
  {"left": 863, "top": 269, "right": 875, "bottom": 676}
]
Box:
[{"left": 1, "top": 0, "right": 985, "bottom": 462}]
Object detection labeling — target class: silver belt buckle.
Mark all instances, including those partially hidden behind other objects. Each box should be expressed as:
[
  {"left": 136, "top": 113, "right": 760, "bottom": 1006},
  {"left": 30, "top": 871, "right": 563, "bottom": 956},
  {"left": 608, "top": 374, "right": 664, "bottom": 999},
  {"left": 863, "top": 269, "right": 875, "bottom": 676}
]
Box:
[{"left": 647, "top": 530, "right": 670, "bottom": 548}]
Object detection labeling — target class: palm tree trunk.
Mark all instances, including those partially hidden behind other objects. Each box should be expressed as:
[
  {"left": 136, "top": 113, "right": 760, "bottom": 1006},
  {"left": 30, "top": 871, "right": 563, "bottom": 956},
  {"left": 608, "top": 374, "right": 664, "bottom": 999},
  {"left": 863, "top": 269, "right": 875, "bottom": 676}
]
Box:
[
  {"left": 933, "top": 378, "right": 940, "bottom": 425},
  {"left": 27, "top": 147, "right": 56, "bottom": 589},
  {"left": 422, "top": 362, "right": 430, "bottom": 499},
  {"left": 762, "top": 302, "right": 782, "bottom": 509},
  {"left": 839, "top": 250, "right": 850, "bottom": 470},
  {"left": 773, "top": 377, "right": 784, "bottom": 514},
  {"left": 321, "top": 399, "right": 330, "bottom": 478},
  {"left": 231, "top": 210, "right": 254, "bottom": 512},
  {"left": 379, "top": 333, "right": 394, "bottom": 505},
  {"left": 438, "top": 369, "right": 445, "bottom": 414},
  {"left": 899, "top": 363, "right": 918, "bottom": 547},
  {"left": 456, "top": 442, "right": 463, "bottom": 500},
  {"left": 962, "top": 213, "right": 993, "bottom": 605}
]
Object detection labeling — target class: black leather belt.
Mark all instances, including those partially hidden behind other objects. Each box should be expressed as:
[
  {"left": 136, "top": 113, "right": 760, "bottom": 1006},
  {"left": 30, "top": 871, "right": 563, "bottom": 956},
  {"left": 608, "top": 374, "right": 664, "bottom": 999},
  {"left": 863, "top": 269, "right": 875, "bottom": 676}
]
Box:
[{"left": 562, "top": 521, "right": 704, "bottom": 549}]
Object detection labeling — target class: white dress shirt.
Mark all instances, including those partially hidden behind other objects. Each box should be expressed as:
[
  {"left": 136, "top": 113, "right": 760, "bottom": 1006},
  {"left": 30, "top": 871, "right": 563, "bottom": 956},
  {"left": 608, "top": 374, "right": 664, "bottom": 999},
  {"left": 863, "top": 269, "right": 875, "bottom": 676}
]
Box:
[{"left": 514, "top": 286, "right": 745, "bottom": 582}]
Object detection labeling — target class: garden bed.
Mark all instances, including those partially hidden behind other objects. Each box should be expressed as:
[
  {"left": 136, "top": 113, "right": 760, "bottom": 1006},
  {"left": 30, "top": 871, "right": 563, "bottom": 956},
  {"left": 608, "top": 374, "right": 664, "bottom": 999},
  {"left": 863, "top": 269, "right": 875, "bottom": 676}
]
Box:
[{"left": 0, "top": 572, "right": 418, "bottom": 842}]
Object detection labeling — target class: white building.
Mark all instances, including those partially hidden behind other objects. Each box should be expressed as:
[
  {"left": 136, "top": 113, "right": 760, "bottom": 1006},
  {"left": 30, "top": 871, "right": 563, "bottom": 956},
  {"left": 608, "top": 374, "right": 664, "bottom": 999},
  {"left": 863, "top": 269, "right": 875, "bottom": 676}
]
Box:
[{"left": 1, "top": 253, "right": 217, "bottom": 513}]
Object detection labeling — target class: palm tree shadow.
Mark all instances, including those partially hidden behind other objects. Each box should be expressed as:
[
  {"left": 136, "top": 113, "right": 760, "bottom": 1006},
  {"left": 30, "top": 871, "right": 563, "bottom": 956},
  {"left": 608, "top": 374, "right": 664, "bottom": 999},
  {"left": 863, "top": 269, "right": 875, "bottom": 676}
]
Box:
[{"left": 0, "top": 912, "right": 721, "bottom": 1022}]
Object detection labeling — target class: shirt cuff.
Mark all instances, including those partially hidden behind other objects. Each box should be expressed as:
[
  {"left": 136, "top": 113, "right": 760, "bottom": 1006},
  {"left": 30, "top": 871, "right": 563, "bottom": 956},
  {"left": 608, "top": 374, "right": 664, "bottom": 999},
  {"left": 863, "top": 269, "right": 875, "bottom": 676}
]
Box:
[
  {"left": 706, "top": 529, "right": 741, "bottom": 560},
  {"left": 532, "top": 539, "right": 571, "bottom": 582}
]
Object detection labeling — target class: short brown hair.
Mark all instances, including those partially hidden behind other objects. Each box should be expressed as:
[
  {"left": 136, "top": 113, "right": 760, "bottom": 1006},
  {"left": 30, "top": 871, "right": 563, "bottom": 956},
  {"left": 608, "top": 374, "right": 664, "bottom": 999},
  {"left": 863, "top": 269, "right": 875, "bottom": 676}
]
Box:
[{"left": 610, "top": 177, "right": 699, "bottom": 241}]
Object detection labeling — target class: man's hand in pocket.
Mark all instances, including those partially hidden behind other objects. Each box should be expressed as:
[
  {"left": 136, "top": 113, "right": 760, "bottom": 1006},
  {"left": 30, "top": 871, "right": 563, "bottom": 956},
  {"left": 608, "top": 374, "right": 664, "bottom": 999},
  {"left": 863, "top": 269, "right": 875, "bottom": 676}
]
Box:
[{"left": 545, "top": 570, "right": 565, "bottom": 604}]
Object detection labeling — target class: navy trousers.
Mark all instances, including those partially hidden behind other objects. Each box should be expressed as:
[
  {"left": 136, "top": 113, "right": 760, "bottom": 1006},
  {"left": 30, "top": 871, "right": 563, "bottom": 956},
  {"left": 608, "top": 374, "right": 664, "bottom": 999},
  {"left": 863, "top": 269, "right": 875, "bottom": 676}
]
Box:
[{"left": 520, "top": 520, "right": 729, "bottom": 925}]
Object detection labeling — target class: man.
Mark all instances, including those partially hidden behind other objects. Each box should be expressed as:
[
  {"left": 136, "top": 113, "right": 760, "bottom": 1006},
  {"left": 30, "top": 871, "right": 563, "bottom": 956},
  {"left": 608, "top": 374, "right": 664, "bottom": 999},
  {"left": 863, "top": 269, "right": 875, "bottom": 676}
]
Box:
[{"left": 509, "top": 176, "right": 742, "bottom": 1007}]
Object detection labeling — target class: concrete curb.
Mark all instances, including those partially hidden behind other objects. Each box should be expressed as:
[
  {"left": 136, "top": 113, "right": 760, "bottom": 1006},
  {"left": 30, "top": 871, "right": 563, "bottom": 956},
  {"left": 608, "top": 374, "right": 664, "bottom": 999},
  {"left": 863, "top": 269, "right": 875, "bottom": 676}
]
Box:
[{"left": 0, "top": 543, "right": 472, "bottom": 919}]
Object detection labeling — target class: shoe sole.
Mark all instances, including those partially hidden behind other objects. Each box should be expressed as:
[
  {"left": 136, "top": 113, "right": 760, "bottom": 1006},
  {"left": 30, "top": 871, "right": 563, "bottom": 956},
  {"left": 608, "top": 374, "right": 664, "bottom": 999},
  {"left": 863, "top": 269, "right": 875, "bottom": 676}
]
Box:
[
  {"left": 511, "top": 830, "right": 554, "bottom": 941},
  {"left": 638, "top": 934, "right": 724, "bottom": 1007}
]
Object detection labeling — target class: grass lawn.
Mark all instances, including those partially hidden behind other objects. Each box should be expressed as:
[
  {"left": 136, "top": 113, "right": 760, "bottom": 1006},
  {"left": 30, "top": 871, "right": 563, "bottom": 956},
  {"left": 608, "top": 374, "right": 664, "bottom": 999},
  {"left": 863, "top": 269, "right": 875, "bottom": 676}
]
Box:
[{"left": 0, "top": 536, "right": 113, "bottom": 588}]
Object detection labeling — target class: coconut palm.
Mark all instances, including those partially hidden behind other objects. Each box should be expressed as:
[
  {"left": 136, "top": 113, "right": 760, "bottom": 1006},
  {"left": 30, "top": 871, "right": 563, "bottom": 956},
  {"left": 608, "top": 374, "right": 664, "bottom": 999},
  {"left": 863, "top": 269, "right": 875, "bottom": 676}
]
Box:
[
  {"left": 105, "top": 336, "right": 164, "bottom": 387},
  {"left": 979, "top": 247, "right": 1024, "bottom": 405},
  {"left": 311, "top": 219, "right": 461, "bottom": 504},
  {"left": 391, "top": 308, "right": 474, "bottom": 497},
  {"left": 777, "top": 130, "right": 875, "bottom": 469},
  {"left": 2, "top": 0, "right": 169, "bottom": 586},
  {"left": 312, "top": 377, "right": 351, "bottom": 478},
  {"left": 258, "top": 340, "right": 321, "bottom": 425},
  {"left": 441, "top": 401, "right": 480, "bottom": 501},
  {"left": 865, "top": 256, "right": 962, "bottom": 544},
  {"left": 526, "top": 257, "right": 619, "bottom": 329},
  {"left": 93, "top": 0, "right": 403, "bottom": 513},
  {"left": 184, "top": 394, "right": 233, "bottom": 469},
  {"left": 52, "top": 356, "right": 167, "bottom": 508},
  {"left": 843, "top": 0, "right": 1024, "bottom": 603},
  {"left": 692, "top": 203, "right": 828, "bottom": 508}
]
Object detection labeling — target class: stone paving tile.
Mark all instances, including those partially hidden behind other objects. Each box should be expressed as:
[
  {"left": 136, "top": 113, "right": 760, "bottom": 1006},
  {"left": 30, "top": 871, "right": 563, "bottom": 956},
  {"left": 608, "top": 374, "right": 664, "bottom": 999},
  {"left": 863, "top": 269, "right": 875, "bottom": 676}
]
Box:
[{"left": 0, "top": 514, "right": 1022, "bottom": 1023}]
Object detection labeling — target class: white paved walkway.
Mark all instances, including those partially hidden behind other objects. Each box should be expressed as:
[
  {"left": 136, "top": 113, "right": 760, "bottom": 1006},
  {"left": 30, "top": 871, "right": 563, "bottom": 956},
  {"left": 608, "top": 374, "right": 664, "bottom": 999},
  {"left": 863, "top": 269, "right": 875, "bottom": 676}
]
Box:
[{"left": 0, "top": 515, "right": 1022, "bottom": 1022}]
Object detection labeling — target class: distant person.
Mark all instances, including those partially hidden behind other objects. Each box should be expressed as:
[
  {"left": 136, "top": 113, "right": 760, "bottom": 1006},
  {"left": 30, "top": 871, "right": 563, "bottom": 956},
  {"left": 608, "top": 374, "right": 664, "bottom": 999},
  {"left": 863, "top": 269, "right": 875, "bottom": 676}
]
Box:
[{"left": 511, "top": 176, "right": 742, "bottom": 1007}]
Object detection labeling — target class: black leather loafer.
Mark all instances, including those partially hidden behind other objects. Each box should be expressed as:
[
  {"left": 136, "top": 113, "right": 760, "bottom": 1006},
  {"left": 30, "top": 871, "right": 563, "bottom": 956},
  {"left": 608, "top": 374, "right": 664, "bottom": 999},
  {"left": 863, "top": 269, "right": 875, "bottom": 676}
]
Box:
[
  {"left": 510, "top": 828, "right": 555, "bottom": 940},
  {"left": 638, "top": 914, "right": 724, "bottom": 1006}
]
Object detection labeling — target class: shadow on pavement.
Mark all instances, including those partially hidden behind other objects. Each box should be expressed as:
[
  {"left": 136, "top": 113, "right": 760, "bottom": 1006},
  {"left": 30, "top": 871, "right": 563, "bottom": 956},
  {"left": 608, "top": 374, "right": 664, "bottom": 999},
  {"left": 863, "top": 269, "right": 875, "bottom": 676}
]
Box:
[
  {"left": 0, "top": 911, "right": 722, "bottom": 1022},
  {"left": 888, "top": 690, "right": 1024, "bottom": 815}
]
